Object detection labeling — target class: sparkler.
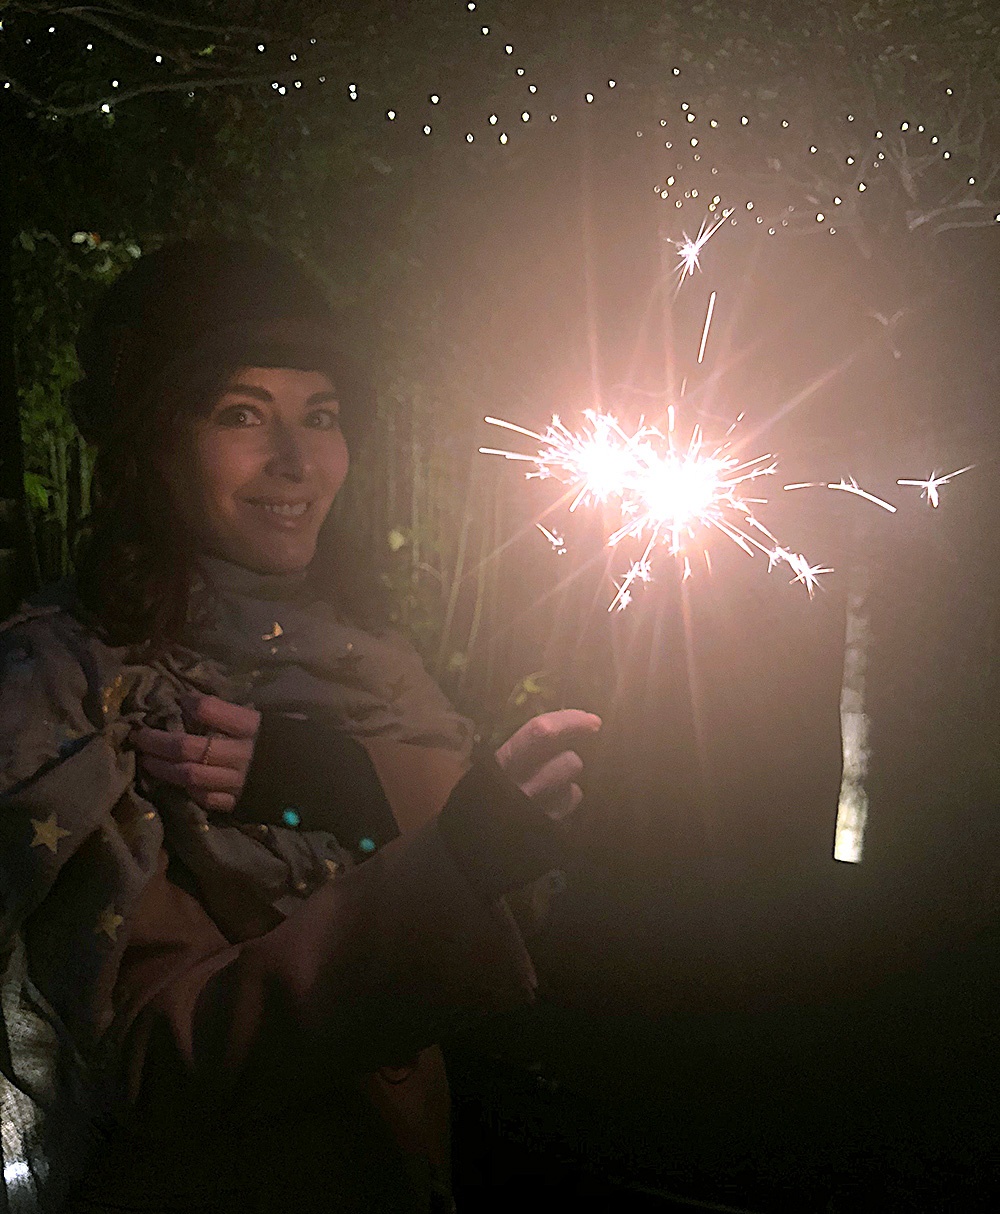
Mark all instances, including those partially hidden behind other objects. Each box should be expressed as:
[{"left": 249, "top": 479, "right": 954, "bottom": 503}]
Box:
[
  {"left": 481, "top": 409, "right": 824, "bottom": 610},
  {"left": 897, "top": 465, "right": 974, "bottom": 507}
]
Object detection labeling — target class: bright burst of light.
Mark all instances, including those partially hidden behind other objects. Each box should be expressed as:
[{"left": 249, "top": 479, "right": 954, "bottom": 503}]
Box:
[
  {"left": 897, "top": 465, "right": 974, "bottom": 508},
  {"left": 670, "top": 212, "right": 728, "bottom": 282},
  {"left": 482, "top": 409, "right": 822, "bottom": 610}
]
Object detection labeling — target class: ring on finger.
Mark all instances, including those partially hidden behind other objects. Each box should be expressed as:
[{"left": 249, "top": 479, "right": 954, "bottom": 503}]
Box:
[{"left": 199, "top": 735, "right": 217, "bottom": 766}]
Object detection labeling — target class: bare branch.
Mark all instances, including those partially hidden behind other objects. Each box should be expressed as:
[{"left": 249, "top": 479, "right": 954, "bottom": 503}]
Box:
[
  {"left": 2, "top": 63, "right": 343, "bottom": 116},
  {"left": 52, "top": 7, "right": 203, "bottom": 65},
  {"left": 907, "top": 198, "right": 993, "bottom": 232},
  {"left": 929, "top": 214, "right": 1000, "bottom": 235},
  {"left": 20, "top": 1, "right": 279, "bottom": 39}
]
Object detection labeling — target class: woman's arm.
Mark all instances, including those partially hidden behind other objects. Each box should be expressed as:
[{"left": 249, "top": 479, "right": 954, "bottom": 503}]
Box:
[
  {"left": 114, "top": 777, "right": 542, "bottom": 1124},
  {"left": 119, "top": 710, "right": 599, "bottom": 1124}
]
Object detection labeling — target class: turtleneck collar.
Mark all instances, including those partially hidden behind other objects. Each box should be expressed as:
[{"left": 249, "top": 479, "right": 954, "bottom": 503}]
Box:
[{"left": 195, "top": 555, "right": 311, "bottom": 604}]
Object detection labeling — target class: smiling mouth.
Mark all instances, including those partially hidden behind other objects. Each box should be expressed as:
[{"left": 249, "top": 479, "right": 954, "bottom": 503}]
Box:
[{"left": 245, "top": 499, "right": 312, "bottom": 519}]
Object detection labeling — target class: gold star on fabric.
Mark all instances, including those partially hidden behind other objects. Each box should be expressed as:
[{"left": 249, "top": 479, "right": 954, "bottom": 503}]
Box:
[
  {"left": 101, "top": 673, "right": 128, "bottom": 718},
  {"left": 95, "top": 905, "right": 124, "bottom": 943},
  {"left": 29, "top": 812, "right": 71, "bottom": 855}
]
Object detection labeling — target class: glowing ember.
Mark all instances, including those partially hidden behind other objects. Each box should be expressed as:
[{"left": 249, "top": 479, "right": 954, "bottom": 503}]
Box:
[
  {"left": 784, "top": 477, "right": 897, "bottom": 513},
  {"left": 897, "top": 465, "right": 974, "bottom": 508},
  {"left": 670, "top": 213, "right": 729, "bottom": 283}
]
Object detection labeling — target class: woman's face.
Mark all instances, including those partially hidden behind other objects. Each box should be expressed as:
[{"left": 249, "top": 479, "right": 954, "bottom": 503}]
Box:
[{"left": 174, "top": 366, "right": 349, "bottom": 574}]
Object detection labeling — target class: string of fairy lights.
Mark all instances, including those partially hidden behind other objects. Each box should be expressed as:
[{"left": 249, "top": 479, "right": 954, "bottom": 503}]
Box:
[{"left": 2, "top": 1, "right": 999, "bottom": 240}]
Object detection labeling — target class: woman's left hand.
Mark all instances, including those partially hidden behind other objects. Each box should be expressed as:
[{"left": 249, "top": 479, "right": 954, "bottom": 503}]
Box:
[{"left": 132, "top": 693, "right": 262, "bottom": 813}]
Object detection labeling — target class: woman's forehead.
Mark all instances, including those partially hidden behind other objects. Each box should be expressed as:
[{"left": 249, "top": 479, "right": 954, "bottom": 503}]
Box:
[{"left": 220, "top": 366, "right": 338, "bottom": 394}]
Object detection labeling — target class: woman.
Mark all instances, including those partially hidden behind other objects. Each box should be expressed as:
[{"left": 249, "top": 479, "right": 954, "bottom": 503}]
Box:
[{"left": 0, "top": 239, "right": 600, "bottom": 1213}]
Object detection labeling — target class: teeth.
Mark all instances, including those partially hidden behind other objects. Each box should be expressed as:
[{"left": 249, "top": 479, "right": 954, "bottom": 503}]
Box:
[{"left": 254, "top": 501, "right": 309, "bottom": 517}]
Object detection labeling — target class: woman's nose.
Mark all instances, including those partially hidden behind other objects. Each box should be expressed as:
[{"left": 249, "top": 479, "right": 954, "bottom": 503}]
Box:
[{"left": 263, "top": 423, "right": 310, "bottom": 480}]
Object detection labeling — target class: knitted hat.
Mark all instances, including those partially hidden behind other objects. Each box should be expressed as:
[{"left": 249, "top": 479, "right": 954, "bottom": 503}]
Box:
[{"left": 72, "top": 238, "right": 370, "bottom": 446}]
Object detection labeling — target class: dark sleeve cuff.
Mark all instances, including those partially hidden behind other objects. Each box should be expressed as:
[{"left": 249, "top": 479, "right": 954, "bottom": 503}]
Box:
[
  {"left": 436, "top": 748, "right": 568, "bottom": 901},
  {"left": 236, "top": 708, "right": 400, "bottom": 856}
]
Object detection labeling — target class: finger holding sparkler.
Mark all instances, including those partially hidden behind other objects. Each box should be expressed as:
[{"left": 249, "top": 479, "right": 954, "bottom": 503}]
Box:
[{"left": 897, "top": 465, "right": 975, "bottom": 508}]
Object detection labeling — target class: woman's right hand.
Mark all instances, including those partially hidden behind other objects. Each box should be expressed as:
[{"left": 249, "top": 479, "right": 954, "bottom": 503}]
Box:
[{"left": 495, "top": 710, "right": 602, "bottom": 821}]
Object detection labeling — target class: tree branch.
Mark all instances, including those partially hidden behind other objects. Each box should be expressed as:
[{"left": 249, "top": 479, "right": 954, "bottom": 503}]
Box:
[
  {"left": 1, "top": 62, "right": 344, "bottom": 116},
  {"left": 21, "top": 0, "right": 278, "bottom": 39},
  {"left": 50, "top": 6, "right": 205, "bottom": 65}
]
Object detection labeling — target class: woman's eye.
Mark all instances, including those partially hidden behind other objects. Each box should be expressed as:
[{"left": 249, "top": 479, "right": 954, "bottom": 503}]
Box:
[
  {"left": 215, "top": 405, "right": 263, "bottom": 427},
  {"left": 306, "top": 408, "right": 341, "bottom": 430}
]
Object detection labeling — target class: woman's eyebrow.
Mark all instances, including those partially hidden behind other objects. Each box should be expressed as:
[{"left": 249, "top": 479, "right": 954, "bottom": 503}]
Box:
[
  {"left": 306, "top": 390, "right": 340, "bottom": 407},
  {"left": 223, "top": 384, "right": 272, "bottom": 402},
  {"left": 220, "top": 386, "right": 339, "bottom": 406}
]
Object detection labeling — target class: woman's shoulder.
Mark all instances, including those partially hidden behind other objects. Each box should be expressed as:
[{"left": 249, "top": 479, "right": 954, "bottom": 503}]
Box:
[
  {"left": 0, "top": 596, "right": 129, "bottom": 788},
  {"left": 2, "top": 588, "right": 97, "bottom": 650},
  {"left": 0, "top": 591, "right": 118, "bottom": 698}
]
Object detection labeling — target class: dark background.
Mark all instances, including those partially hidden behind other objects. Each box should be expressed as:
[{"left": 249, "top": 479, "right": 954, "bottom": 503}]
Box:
[{"left": 4, "top": 3, "right": 998, "bottom": 1208}]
